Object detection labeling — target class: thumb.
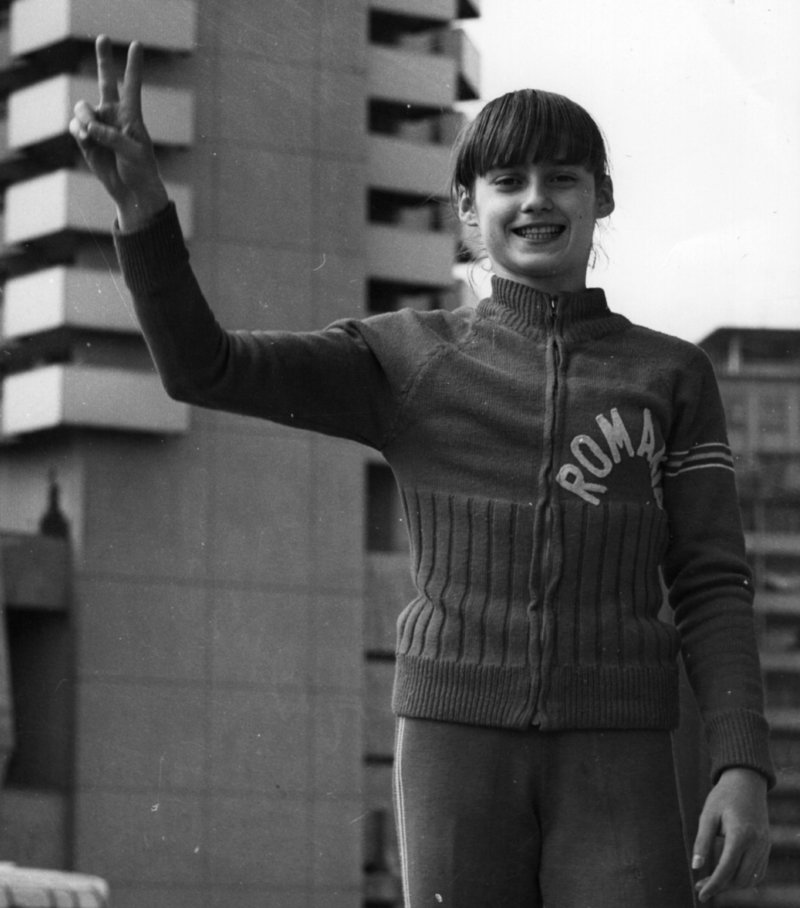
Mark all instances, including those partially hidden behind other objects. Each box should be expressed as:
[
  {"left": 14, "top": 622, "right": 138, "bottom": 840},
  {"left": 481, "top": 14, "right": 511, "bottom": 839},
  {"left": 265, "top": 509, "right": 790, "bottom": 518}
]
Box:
[{"left": 692, "top": 804, "right": 719, "bottom": 872}]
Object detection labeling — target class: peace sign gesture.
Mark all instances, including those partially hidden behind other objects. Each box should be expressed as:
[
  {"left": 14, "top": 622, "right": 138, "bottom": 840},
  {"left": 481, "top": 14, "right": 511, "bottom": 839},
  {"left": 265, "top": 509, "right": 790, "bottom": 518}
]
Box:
[{"left": 70, "top": 35, "right": 168, "bottom": 232}]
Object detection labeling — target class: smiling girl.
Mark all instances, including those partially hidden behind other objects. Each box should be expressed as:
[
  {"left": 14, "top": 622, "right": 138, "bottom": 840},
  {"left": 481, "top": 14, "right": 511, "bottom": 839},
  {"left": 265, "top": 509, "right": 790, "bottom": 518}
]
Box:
[
  {"left": 454, "top": 90, "right": 614, "bottom": 294},
  {"left": 72, "top": 41, "right": 773, "bottom": 908}
]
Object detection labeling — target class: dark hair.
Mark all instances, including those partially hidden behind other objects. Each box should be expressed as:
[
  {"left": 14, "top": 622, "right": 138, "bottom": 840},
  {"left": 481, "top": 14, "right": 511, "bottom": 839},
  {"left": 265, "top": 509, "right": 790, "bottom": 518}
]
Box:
[{"left": 450, "top": 89, "right": 610, "bottom": 201}]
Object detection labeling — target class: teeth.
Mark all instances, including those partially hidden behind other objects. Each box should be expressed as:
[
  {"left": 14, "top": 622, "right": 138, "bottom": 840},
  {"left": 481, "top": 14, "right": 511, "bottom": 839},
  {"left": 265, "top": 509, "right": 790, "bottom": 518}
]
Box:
[{"left": 515, "top": 225, "right": 563, "bottom": 238}]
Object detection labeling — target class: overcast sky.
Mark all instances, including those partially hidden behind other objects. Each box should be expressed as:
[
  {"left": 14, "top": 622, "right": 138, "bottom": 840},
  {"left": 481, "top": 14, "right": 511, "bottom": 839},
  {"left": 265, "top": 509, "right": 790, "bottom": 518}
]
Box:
[{"left": 460, "top": 0, "right": 800, "bottom": 342}]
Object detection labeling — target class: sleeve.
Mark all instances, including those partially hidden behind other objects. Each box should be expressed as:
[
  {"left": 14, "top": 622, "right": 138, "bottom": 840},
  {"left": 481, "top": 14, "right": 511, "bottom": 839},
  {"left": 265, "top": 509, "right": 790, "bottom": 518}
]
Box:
[
  {"left": 661, "top": 346, "right": 775, "bottom": 787},
  {"left": 113, "top": 203, "right": 400, "bottom": 449}
]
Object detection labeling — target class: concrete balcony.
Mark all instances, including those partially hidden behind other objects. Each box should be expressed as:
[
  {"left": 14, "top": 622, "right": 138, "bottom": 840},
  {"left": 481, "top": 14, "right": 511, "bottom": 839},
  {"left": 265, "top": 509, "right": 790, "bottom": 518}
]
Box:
[
  {"left": 746, "top": 532, "right": 800, "bottom": 556},
  {"left": 754, "top": 591, "right": 800, "bottom": 619},
  {"left": 369, "top": 45, "right": 457, "bottom": 108},
  {"left": 0, "top": 866, "right": 108, "bottom": 908},
  {"left": 3, "top": 169, "right": 192, "bottom": 245},
  {"left": 370, "top": 0, "right": 480, "bottom": 19},
  {"left": 367, "top": 224, "right": 456, "bottom": 287},
  {"left": 8, "top": 75, "right": 194, "bottom": 149},
  {"left": 368, "top": 134, "right": 451, "bottom": 198},
  {"left": 3, "top": 266, "right": 139, "bottom": 339},
  {"left": 2, "top": 365, "right": 190, "bottom": 436},
  {"left": 0, "top": 17, "right": 39, "bottom": 96},
  {"left": 440, "top": 27, "right": 480, "bottom": 100},
  {"left": 370, "top": 0, "right": 457, "bottom": 21},
  {"left": 10, "top": 0, "right": 197, "bottom": 56},
  {"left": 0, "top": 115, "right": 34, "bottom": 189}
]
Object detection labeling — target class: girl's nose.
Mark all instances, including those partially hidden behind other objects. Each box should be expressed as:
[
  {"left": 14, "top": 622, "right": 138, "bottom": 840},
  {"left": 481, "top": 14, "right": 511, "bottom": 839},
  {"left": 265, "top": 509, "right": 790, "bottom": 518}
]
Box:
[{"left": 521, "top": 178, "right": 552, "bottom": 211}]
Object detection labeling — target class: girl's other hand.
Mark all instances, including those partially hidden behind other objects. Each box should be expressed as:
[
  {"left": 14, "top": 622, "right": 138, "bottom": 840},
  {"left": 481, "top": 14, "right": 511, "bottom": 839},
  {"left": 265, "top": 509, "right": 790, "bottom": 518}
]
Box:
[
  {"left": 692, "top": 766, "right": 771, "bottom": 903},
  {"left": 69, "top": 35, "right": 168, "bottom": 232}
]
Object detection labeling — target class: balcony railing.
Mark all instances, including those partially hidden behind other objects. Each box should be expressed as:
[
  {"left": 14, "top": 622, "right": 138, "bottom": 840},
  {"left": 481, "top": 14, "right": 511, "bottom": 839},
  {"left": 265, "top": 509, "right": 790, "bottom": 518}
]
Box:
[
  {"left": 3, "top": 169, "right": 192, "bottom": 245},
  {"left": 370, "top": 0, "right": 459, "bottom": 22},
  {"left": 3, "top": 266, "right": 139, "bottom": 338},
  {"left": 369, "top": 44, "right": 457, "bottom": 108},
  {"left": 8, "top": 75, "right": 193, "bottom": 150},
  {"left": 367, "top": 224, "right": 456, "bottom": 287},
  {"left": 2, "top": 365, "right": 189, "bottom": 436},
  {"left": 10, "top": 0, "right": 197, "bottom": 56},
  {"left": 368, "top": 134, "right": 451, "bottom": 198}
]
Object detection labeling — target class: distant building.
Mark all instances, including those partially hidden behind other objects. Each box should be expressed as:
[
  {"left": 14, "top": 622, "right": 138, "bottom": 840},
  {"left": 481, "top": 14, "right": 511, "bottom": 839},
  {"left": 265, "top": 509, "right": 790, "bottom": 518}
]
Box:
[
  {"left": 0, "top": 1, "right": 479, "bottom": 906},
  {"left": 700, "top": 326, "right": 800, "bottom": 906}
]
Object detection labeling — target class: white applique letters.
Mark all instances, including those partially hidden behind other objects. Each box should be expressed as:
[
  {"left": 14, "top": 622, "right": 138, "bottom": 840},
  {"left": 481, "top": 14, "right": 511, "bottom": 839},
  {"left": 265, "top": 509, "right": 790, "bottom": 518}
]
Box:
[{"left": 556, "top": 408, "right": 665, "bottom": 507}]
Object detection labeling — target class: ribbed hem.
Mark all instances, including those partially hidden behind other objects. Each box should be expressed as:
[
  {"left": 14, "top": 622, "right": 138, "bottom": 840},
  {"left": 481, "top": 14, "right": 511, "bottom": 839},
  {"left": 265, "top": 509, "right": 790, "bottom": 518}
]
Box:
[
  {"left": 705, "top": 709, "right": 776, "bottom": 788},
  {"left": 392, "top": 657, "right": 535, "bottom": 727},
  {"left": 393, "top": 656, "right": 681, "bottom": 731},
  {"left": 113, "top": 201, "right": 190, "bottom": 296},
  {"left": 541, "top": 664, "right": 680, "bottom": 729}
]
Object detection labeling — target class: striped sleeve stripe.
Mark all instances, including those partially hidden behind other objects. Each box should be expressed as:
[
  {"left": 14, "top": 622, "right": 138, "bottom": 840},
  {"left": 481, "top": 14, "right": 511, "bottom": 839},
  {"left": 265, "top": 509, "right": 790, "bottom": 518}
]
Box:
[{"left": 665, "top": 442, "right": 735, "bottom": 477}]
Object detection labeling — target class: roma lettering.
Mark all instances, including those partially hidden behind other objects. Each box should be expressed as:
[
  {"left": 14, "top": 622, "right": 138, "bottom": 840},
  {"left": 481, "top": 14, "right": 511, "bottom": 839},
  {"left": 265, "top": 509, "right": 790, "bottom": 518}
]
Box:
[{"left": 556, "top": 408, "right": 665, "bottom": 507}]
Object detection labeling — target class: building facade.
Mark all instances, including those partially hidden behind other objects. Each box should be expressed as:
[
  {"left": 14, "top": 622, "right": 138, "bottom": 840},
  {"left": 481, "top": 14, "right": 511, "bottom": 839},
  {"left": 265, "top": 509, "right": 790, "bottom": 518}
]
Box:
[
  {"left": 700, "top": 327, "right": 800, "bottom": 908},
  {"left": 0, "top": 1, "right": 479, "bottom": 907}
]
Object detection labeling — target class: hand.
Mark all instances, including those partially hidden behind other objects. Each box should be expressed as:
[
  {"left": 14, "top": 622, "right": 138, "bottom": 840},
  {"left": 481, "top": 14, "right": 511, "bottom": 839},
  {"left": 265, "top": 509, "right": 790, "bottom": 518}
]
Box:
[
  {"left": 69, "top": 35, "right": 168, "bottom": 231},
  {"left": 692, "top": 767, "right": 771, "bottom": 903}
]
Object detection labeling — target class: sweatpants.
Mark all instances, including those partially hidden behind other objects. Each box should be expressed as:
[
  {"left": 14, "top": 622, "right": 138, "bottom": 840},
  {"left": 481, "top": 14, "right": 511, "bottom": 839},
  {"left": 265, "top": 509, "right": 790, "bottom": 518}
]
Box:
[{"left": 393, "top": 716, "right": 696, "bottom": 908}]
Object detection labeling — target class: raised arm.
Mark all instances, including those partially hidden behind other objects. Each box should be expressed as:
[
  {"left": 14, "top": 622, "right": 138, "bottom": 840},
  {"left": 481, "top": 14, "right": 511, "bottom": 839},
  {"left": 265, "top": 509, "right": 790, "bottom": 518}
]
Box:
[
  {"left": 69, "top": 35, "right": 404, "bottom": 450},
  {"left": 70, "top": 35, "right": 168, "bottom": 231}
]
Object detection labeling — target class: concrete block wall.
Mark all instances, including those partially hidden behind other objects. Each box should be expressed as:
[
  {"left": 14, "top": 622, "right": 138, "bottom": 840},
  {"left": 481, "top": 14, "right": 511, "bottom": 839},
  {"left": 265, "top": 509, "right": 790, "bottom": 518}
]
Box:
[
  {"left": 0, "top": 1, "right": 370, "bottom": 906},
  {"left": 68, "top": 4, "right": 370, "bottom": 906}
]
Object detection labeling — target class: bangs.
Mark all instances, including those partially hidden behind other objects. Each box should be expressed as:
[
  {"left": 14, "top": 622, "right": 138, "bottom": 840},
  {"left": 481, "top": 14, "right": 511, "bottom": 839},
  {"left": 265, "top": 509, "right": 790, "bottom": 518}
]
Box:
[{"left": 452, "top": 90, "right": 608, "bottom": 197}]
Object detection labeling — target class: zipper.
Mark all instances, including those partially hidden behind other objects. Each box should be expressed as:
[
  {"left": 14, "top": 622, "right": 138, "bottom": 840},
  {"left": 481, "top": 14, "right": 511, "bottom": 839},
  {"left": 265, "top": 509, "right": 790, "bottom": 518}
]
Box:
[{"left": 532, "top": 295, "right": 561, "bottom": 723}]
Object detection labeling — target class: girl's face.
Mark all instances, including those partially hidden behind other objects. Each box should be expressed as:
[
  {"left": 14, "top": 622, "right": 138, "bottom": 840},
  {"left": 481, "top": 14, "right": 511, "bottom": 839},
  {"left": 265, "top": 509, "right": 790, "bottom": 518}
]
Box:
[{"left": 457, "top": 157, "right": 615, "bottom": 294}]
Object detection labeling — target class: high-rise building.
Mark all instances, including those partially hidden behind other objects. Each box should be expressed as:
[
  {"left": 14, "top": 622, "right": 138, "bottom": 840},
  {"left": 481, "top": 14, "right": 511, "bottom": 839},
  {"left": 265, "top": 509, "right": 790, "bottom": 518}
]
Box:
[
  {"left": 0, "top": 2, "right": 479, "bottom": 906},
  {"left": 700, "top": 327, "right": 800, "bottom": 908}
]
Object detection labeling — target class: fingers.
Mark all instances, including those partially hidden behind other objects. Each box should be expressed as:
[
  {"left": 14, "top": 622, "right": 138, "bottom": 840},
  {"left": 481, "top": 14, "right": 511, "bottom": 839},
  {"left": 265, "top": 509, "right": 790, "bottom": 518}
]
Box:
[
  {"left": 696, "top": 835, "right": 742, "bottom": 903},
  {"left": 695, "top": 831, "right": 771, "bottom": 903},
  {"left": 71, "top": 100, "right": 91, "bottom": 140},
  {"left": 96, "top": 35, "right": 119, "bottom": 106},
  {"left": 691, "top": 807, "right": 717, "bottom": 876},
  {"left": 71, "top": 100, "right": 122, "bottom": 150},
  {"left": 122, "top": 41, "right": 144, "bottom": 121}
]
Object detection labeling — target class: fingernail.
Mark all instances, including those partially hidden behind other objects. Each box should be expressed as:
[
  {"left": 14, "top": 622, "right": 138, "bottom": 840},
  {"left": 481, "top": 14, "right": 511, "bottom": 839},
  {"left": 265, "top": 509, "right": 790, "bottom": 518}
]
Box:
[{"left": 692, "top": 854, "right": 704, "bottom": 870}]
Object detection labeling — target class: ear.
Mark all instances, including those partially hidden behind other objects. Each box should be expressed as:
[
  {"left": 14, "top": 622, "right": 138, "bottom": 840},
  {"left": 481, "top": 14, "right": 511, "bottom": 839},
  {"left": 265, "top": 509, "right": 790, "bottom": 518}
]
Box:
[
  {"left": 595, "top": 175, "right": 615, "bottom": 219},
  {"left": 457, "top": 187, "right": 480, "bottom": 227}
]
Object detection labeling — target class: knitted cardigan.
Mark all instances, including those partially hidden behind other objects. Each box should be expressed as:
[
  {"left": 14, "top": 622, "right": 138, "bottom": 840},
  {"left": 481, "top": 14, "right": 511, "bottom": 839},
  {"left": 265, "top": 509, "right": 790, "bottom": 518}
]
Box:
[{"left": 116, "top": 203, "right": 774, "bottom": 785}]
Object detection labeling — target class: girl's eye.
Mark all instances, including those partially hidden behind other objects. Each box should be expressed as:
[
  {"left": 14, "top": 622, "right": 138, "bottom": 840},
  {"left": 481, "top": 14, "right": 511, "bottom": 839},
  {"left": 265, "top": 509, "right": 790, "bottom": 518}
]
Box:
[
  {"left": 552, "top": 173, "right": 578, "bottom": 184},
  {"left": 493, "top": 176, "right": 521, "bottom": 189}
]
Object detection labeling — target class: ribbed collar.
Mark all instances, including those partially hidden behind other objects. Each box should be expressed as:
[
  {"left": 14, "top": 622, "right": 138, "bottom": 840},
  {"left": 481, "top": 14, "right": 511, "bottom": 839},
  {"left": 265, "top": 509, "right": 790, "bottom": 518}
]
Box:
[{"left": 477, "top": 276, "right": 630, "bottom": 342}]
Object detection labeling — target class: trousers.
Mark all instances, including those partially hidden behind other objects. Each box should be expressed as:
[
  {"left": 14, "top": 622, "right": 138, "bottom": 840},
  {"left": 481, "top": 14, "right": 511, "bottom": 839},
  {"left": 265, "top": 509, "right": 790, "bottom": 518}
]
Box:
[{"left": 392, "top": 716, "right": 697, "bottom": 908}]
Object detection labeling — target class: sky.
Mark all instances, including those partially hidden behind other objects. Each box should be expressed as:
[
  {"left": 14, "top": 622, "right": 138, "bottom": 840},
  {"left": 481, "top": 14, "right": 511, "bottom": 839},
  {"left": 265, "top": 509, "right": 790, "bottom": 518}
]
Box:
[{"left": 460, "top": 0, "right": 800, "bottom": 342}]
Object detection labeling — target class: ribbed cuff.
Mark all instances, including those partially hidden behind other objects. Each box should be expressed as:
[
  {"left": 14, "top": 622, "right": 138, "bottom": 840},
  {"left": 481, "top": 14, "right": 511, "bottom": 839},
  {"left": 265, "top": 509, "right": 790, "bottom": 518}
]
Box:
[
  {"left": 705, "top": 709, "right": 776, "bottom": 788},
  {"left": 113, "top": 202, "right": 190, "bottom": 296}
]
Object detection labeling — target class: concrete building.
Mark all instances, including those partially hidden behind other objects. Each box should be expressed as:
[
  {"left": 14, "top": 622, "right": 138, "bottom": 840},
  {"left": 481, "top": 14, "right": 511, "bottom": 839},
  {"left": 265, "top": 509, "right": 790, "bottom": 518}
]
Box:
[
  {"left": 700, "top": 327, "right": 800, "bottom": 908},
  {"left": 0, "top": 1, "right": 479, "bottom": 907}
]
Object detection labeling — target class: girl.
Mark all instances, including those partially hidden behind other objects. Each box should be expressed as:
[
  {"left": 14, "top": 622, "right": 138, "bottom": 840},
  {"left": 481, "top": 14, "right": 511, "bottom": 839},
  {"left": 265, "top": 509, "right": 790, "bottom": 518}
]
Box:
[{"left": 72, "top": 37, "right": 773, "bottom": 908}]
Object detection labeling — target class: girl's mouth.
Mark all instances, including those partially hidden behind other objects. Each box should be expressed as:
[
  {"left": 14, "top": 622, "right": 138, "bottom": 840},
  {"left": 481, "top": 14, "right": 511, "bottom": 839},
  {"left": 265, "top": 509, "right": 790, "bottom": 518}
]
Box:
[{"left": 512, "top": 225, "right": 566, "bottom": 242}]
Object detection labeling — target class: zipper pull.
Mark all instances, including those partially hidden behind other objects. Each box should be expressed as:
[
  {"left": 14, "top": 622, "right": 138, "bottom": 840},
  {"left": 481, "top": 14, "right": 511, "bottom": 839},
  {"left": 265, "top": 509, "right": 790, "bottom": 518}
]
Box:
[{"left": 549, "top": 295, "right": 558, "bottom": 328}]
